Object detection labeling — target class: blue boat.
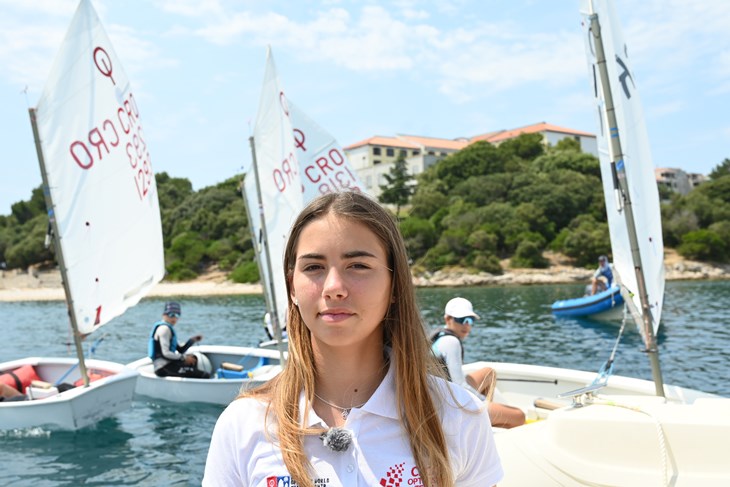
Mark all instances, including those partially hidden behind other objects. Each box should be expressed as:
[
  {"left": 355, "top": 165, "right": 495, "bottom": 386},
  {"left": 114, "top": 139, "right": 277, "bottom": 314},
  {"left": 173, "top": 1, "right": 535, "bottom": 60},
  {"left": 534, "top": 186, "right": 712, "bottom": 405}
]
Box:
[{"left": 551, "top": 285, "right": 624, "bottom": 319}]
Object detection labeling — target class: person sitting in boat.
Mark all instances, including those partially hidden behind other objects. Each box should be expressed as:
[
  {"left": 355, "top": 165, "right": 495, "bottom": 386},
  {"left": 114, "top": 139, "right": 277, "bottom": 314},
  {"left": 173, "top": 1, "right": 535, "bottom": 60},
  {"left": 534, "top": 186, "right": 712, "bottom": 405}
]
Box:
[
  {"left": 590, "top": 255, "right": 614, "bottom": 295},
  {"left": 148, "top": 301, "right": 210, "bottom": 379},
  {"left": 431, "top": 297, "right": 525, "bottom": 429},
  {"left": 0, "top": 383, "right": 27, "bottom": 402}
]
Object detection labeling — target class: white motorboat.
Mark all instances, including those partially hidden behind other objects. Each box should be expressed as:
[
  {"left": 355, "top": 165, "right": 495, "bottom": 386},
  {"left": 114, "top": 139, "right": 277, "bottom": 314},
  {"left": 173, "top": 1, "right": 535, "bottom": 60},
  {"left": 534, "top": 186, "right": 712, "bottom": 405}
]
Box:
[{"left": 472, "top": 1, "right": 730, "bottom": 485}]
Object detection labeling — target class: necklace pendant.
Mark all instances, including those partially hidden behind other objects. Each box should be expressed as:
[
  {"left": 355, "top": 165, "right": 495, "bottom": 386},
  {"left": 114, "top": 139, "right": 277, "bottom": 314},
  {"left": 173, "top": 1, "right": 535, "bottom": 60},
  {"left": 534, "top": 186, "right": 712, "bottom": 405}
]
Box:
[{"left": 341, "top": 408, "right": 351, "bottom": 420}]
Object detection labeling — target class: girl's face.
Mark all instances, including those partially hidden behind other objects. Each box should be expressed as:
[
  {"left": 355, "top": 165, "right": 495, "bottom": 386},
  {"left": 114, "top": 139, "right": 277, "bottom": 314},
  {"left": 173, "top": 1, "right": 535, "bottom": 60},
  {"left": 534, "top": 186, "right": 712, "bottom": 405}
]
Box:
[{"left": 290, "top": 212, "right": 392, "bottom": 351}]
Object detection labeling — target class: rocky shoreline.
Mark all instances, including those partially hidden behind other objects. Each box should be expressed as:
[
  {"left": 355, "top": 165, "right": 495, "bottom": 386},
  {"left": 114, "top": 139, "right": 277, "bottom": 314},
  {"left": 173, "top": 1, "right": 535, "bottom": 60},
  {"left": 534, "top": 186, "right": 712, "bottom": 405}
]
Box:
[{"left": 1, "top": 250, "right": 727, "bottom": 302}]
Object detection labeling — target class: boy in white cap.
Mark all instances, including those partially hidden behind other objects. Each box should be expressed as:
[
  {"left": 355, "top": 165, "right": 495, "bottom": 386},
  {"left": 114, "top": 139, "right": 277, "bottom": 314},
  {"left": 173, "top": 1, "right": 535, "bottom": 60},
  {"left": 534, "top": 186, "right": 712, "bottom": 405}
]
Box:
[{"left": 432, "top": 297, "right": 525, "bottom": 428}]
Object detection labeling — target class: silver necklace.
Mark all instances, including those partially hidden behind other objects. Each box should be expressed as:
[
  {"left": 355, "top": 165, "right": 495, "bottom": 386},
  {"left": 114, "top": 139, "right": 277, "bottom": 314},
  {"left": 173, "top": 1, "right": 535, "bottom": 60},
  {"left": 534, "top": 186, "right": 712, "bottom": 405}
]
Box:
[{"left": 313, "top": 392, "right": 366, "bottom": 420}]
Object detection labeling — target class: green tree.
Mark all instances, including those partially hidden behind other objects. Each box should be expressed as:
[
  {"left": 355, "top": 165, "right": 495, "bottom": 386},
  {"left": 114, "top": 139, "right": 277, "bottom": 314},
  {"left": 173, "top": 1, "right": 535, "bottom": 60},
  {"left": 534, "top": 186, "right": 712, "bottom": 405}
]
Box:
[
  {"left": 409, "top": 182, "right": 449, "bottom": 219},
  {"left": 559, "top": 215, "right": 611, "bottom": 267},
  {"left": 553, "top": 137, "right": 581, "bottom": 152},
  {"left": 532, "top": 150, "right": 601, "bottom": 178},
  {"left": 708, "top": 158, "right": 730, "bottom": 180},
  {"left": 511, "top": 239, "right": 549, "bottom": 269},
  {"left": 378, "top": 155, "right": 414, "bottom": 218},
  {"left": 432, "top": 141, "right": 508, "bottom": 189},
  {"left": 399, "top": 217, "right": 438, "bottom": 261},
  {"left": 678, "top": 229, "right": 727, "bottom": 262},
  {"left": 497, "top": 132, "right": 545, "bottom": 162}
]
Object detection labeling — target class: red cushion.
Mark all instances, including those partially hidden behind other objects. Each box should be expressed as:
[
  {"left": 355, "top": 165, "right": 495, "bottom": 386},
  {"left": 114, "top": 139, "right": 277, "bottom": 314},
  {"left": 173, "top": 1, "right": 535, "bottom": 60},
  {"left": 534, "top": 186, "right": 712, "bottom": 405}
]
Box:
[
  {"left": 0, "top": 364, "right": 42, "bottom": 393},
  {"left": 73, "top": 371, "right": 108, "bottom": 387}
]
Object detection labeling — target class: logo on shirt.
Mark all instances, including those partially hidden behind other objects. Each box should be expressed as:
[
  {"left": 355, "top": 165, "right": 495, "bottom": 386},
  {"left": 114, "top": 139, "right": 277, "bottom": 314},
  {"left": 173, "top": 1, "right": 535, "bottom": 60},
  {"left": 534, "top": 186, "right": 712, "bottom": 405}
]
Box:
[
  {"left": 266, "top": 476, "right": 330, "bottom": 487},
  {"left": 379, "top": 463, "right": 422, "bottom": 486},
  {"left": 266, "top": 477, "right": 293, "bottom": 487}
]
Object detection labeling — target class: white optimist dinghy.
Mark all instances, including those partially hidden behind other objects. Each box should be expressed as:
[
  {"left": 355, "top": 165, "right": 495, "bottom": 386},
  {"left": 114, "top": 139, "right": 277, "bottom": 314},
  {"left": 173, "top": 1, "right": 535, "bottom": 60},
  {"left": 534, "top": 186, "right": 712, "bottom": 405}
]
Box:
[
  {"left": 127, "top": 345, "right": 283, "bottom": 405},
  {"left": 1, "top": 0, "right": 165, "bottom": 430},
  {"left": 475, "top": 1, "right": 730, "bottom": 485}
]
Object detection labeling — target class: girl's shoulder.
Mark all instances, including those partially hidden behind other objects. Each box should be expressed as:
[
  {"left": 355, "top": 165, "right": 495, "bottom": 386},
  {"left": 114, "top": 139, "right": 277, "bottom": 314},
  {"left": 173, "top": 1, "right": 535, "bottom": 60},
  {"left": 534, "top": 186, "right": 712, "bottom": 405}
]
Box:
[{"left": 217, "top": 395, "right": 273, "bottom": 429}]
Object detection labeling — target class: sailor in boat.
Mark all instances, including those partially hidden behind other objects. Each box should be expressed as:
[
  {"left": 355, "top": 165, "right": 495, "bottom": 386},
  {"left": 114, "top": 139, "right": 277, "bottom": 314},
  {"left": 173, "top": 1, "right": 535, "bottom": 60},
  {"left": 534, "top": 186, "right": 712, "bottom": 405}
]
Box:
[
  {"left": 0, "top": 383, "right": 28, "bottom": 402},
  {"left": 589, "top": 255, "right": 614, "bottom": 295},
  {"left": 204, "top": 192, "right": 503, "bottom": 486},
  {"left": 431, "top": 297, "right": 525, "bottom": 429},
  {"left": 148, "top": 301, "right": 210, "bottom": 378}
]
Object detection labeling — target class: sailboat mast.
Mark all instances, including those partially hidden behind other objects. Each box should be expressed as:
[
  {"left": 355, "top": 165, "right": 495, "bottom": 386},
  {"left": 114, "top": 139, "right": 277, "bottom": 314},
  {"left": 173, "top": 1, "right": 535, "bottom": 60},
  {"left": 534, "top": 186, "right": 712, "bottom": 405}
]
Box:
[
  {"left": 247, "top": 135, "right": 287, "bottom": 361},
  {"left": 28, "top": 108, "right": 90, "bottom": 387},
  {"left": 588, "top": 12, "right": 665, "bottom": 397}
]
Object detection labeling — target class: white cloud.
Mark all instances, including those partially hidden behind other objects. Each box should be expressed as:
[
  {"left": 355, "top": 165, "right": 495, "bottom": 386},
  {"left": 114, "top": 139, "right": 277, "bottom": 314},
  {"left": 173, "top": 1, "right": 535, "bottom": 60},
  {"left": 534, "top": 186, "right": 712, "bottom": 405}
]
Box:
[
  {"left": 617, "top": 0, "right": 730, "bottom": 96},
  {"left": 157, "top": 0, "right": 224, "bottom": 17},
  {"left": 183, "top": 3, "right": 590, "bottom": 102},
  {"left": 0, "top": 19, "right": 69, "bottom": 86},
  {"left": 648, "top": 100, "right": 684, "bottom": 118},
  {"left": 434, "top": 30, "right": 586, "bottom": 101},
  {"left": 0, "top": 0, "right": 77, "bottom": 17}
]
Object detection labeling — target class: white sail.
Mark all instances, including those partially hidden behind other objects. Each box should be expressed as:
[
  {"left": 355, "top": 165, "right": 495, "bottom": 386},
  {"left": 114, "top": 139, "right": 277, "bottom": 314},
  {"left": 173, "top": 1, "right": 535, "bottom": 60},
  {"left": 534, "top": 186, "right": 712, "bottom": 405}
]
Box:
[
  {"left": 581, "top": 0, "right": 665, "bottom": 336},
  {"left": 33, "top": 0, "right": 164, "bottom": 334},
  {"left": 249, "top": 47, "right": 302, "bottom": 329},
  {"left": 289, "top": 100, "right": 366, "bottom": 199},
  {"left": 246, "top": 47, "right": 366, "bottom": 329}
]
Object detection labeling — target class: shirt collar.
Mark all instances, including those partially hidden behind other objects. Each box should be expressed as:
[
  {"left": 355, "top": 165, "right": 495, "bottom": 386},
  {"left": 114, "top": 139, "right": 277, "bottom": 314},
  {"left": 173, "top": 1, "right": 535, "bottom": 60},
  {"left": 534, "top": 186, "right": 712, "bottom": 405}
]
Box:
[{"left": 299, "top": 352, "right": 399, "bottom": 427}]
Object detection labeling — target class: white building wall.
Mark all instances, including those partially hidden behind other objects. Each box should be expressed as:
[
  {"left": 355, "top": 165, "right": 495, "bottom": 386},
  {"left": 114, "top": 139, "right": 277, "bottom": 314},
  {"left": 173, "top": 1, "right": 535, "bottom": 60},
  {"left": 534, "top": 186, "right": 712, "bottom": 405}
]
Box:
[{"left": 543, "top": 131, "right": 598, "bottom": 157}]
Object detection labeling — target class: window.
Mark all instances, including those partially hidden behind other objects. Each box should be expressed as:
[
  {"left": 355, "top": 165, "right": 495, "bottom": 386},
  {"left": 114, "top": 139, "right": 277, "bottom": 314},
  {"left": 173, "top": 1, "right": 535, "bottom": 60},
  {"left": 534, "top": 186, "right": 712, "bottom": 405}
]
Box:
[
  {"left": 399, "top": 149, "right": 406, "bottom": 157},
  {"left": 412, "top": 150, "right": 420, "bottom": 156},
  {"left": 440, "top": 152, "right": 447, "bottom": 156},
  {"left": 374, "top": 159, "right": 382, "bottom": 165},
  {"left": 373, "top": 147, "right": 381, "bottom": 155},
  {"left": 428, "top": 151, "right": 435, "bottom": 156},
  {"left": 386, "top": 148, "right": 395, "bottom": 157}
]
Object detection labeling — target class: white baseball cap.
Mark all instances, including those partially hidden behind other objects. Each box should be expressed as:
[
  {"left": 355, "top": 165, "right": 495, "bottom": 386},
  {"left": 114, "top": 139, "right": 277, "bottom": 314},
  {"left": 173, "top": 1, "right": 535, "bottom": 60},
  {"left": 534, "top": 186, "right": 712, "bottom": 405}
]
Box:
[{"left": 444, "top": 297, "right": 480, "bottom": 319}]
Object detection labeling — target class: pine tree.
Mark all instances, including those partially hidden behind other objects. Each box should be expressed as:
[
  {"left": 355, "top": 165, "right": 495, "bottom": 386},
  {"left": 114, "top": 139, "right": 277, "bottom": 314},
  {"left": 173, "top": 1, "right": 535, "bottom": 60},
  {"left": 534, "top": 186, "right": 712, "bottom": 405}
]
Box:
[{"left": 378, "top": 154, "right": 414, "bottom": 218}]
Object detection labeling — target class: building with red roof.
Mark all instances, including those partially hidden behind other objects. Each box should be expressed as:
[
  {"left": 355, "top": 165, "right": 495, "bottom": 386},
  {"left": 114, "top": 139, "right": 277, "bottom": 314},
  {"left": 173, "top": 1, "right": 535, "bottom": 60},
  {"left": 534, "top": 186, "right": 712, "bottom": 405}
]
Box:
[{"left": 344, "top": 122, "right": 597, "bottom": 196}]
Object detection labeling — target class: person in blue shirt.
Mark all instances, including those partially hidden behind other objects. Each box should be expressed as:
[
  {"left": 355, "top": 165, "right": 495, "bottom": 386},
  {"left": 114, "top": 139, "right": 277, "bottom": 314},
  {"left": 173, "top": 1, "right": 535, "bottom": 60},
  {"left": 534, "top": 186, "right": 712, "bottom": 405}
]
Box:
[
  {"left": 148, "top": 301, "right": 209, "bottom": 378},
  {"left": 590, "top": 255, "right": 614, "bottom": 295}
]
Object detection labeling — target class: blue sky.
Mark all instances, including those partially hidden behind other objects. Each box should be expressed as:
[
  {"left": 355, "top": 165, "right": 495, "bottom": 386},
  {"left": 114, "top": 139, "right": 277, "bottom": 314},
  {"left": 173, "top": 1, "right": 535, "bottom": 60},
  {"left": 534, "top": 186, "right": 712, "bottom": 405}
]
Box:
[{"left": 1, "top": 0, "right": 728, "bottom": 216}]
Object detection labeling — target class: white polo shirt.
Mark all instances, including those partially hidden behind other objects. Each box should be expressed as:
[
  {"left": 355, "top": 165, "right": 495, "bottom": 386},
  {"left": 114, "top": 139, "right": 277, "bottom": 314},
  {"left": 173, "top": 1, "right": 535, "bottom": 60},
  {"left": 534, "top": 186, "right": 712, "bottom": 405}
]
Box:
[{"left": 203, "top": 360, "right": 503, "bottom": 487}]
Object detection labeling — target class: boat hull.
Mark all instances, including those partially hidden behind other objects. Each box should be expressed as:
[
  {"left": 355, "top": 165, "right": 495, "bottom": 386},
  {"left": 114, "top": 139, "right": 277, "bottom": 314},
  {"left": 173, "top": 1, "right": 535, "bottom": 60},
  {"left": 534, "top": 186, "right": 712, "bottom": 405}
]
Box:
[
  {"left": 0, "top": 357, "right": 138, "bottom": 430},
  {"left": 551, "top": 285, "right": 624, "bottom": 319},
  {"left": 126, "top": 345, "right": 284, "bottom": 405},
  {"left": 463, "top": 361, "right": 730, "bottom": 486}
]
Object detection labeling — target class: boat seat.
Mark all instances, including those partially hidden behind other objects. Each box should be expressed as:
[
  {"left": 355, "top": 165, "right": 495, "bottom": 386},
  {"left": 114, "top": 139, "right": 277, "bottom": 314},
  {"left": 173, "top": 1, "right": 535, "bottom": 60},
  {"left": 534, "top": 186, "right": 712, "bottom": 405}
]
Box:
[
  {"left": 216, "top": 356, "right": 270, "bottom": 379},
  {"left": 534, "top": 398, "right": 567, "bottom": 411},
  {"left": 220, "top": 362, "right": 244, "bottom": 371},
  {"left": 27, "top": 380, "right": 60, "bottom": 400}
]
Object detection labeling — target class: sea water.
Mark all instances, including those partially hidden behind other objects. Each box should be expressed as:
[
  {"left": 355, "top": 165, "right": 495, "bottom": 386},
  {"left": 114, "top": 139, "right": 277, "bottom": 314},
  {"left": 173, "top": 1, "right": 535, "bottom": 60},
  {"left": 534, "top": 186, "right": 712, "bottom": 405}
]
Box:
[{"left": 1, "top": 280, "right": 728, "bottom": 486}]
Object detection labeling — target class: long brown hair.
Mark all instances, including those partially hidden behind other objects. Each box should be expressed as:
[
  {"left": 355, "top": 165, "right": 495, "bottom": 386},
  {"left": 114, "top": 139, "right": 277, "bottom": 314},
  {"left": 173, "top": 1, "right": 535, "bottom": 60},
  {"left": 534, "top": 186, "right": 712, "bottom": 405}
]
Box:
[{"left": 241, "top": 192, "right": 452, "bottom": 487}]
